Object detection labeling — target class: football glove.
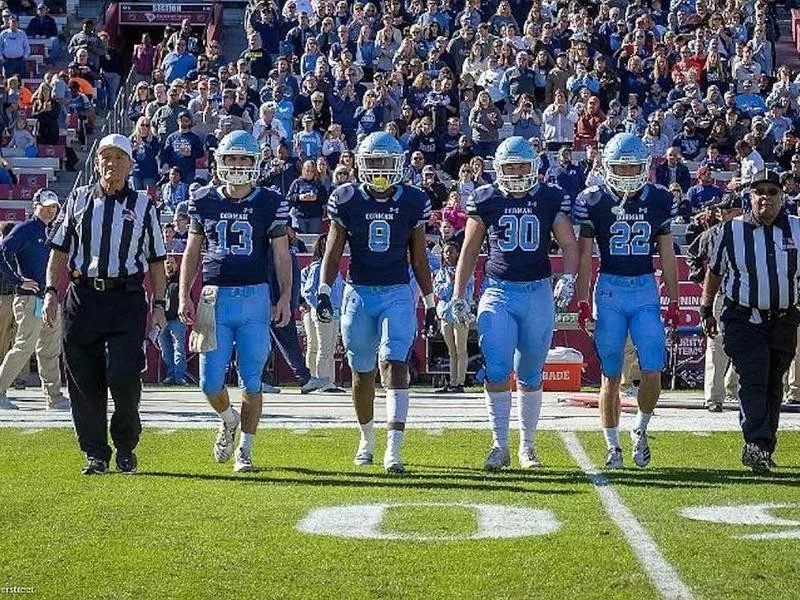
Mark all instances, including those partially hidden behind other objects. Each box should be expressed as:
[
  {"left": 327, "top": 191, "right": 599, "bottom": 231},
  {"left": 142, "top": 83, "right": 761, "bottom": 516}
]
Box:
[
  {"left": 553, "top": 273, "right": 577, "bottom": 310},
  {"left": 317, "top": 293, "right": 333, "bottom": 323},
  {"left": 665, "top": 301, "right": 681, "bottom": 330},
  {"left": 577, "top": 300, "right": 593, "bottom": 336},
  {"left": 445, "top": 298, "right": 473, "bottom": 327},
  {"left": 423, "top": 306, "right": 438, "bottom": 338}
]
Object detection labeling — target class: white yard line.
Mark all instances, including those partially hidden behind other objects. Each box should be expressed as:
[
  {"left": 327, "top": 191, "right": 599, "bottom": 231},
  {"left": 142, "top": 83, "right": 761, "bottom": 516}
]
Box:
[{"left": 559, "top": 431, "right": 694, "bottom": 600}]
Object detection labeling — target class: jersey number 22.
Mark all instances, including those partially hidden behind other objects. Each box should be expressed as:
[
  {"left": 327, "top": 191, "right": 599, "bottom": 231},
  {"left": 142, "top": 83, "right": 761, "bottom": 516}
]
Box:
[{"left": 609, "top": 221, "right": 651, "bottom": 255}]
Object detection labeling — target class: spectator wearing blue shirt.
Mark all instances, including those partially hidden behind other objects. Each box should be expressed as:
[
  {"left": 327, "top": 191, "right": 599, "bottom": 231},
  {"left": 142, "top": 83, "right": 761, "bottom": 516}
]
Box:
[
  {"left": 433, "top": 241, "right": 473, "bottom": 393},
  {"left": 162, "top": 39, "right": 196, "bottom": 84},
  {"left": 287, "top": 159, "right": 328, "bottom": 233},
  {"left": 544, "top": 147, "right": 585, "bottom": 206},
  {"left": 0, "top": 190, "right": 67, "bottom": 410},
  {"left": 0, "top": 15, "right": 30, "bottom": 78},
  {"left": 160, "top": 111, "right": 204, "bottom": 184},
  {"left": 683, "top": 167, "right": 725, "bottom": 220},
  {"left": 129, "top": 117, "right": 161, "bottom": 190},
  {"left": 26, "top": 4, "right": 61, "bottom": 62},
  {"left": 672, "top": 118, "right": 704, "bottom": 161},
  {"left": 293, "top": 113, "right": 323, "bottom": 160},
  {"left": 353, "top": 89, "right": 384, "bottom": 143},
  {"left": 160, "top": 167, "right": 189, "bottom": 211},
  {"left": 735, "top": 80, "right": 768, "bottom": 116},
  {"left": 300, "top": 233, "right": 344, "bottom": 393}
]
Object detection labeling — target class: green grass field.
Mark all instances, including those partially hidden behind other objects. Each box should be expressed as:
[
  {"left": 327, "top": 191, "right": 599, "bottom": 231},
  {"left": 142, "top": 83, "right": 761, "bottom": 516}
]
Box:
[{"left": 0, "top": 428, "right": 798, "bottom": 600}]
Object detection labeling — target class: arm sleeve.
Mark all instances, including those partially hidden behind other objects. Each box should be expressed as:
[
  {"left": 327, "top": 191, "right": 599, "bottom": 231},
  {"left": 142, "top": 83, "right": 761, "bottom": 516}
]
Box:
[
  {"left": 0, "top": 226, "right": 23, "bottom": 285},
  {"left": 48, "top": 189, "right": 77, "bottom": 252}
]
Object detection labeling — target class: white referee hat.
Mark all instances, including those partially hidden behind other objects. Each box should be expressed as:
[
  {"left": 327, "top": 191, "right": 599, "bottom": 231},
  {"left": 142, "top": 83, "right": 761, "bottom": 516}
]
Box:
[{"left": 97, "top": 134, "right": 133, "bottom": 161}]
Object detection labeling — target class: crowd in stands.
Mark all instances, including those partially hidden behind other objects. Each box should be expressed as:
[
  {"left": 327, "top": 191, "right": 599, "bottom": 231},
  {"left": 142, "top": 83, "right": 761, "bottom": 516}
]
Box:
[{"left": 110, "top": 0, "right": 794, "bottom": 384}]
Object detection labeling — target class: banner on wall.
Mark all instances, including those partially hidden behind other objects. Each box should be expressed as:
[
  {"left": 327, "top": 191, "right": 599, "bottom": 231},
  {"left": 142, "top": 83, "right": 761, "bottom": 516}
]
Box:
[{"left": 118, "top": 3, "right": 214, "bottom": 25}]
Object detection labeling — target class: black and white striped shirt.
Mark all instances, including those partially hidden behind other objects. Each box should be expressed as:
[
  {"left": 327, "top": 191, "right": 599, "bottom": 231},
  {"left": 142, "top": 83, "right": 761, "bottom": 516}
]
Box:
[
  {"left": 49, "top": 184, "right": 166, "bottom": 278},
  {"left": 708, "top": 210, "right": 800, "bottom": 310}
]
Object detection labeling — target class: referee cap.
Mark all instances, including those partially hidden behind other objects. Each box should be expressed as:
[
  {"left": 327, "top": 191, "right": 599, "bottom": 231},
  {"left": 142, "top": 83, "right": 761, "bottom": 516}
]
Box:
[
  {"left": 749, "top": 169, "right": 781, "bottom": 189},
  {"left": 97, "top": 134, "right": 133, "bottom": 161},
  {"left": 32, "top": 189, "right": 60, "bottom": 207}
]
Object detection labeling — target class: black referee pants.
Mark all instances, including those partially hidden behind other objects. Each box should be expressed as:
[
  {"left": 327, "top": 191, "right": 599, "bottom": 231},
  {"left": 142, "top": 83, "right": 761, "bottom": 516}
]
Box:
[
  {"left": 63, "top": 283, "right": 148, "bottom": 462},
  {"left": 721, "top": 306, "right": 799, "bottom": 453}
]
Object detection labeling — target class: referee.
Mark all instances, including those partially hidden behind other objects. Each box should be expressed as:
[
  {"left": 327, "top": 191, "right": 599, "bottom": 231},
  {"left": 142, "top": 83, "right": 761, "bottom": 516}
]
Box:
[
  {"left": 701, "top": 169, "right": 800, "bottom": 473},
  {"left": 44, "top": 134, "right": 167, "bottom": 475}
]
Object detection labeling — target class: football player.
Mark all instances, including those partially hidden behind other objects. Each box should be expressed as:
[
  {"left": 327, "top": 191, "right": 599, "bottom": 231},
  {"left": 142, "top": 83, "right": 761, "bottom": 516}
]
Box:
[
  {"left": 317, "top": 131, "right": 437, "bottom": 474},
  {"left": 449, "top": 136, "right": 579, "bottom": 470},
  {"left": 179, "top": 131, "right": 293, "bottom": 473},
  {"left": 574, "top": 133, "right": 680, "bottom": 469}
]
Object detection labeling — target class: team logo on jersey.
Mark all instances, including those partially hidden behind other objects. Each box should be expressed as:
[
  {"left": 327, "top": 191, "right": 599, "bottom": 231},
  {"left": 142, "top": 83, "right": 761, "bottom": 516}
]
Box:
[
  {"left": 611, "top": 205, "right": 625, "bottom": 217},
  {"left": 122, "top": 208, "right": 138, "bottom": 222}
]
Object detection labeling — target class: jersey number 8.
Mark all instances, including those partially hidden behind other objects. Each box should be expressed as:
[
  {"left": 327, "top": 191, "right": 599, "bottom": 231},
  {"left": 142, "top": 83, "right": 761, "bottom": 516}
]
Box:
[
  {"left": 609, "top": 221, "right": 651, "bottom": 256},
  {"left": 216, "top": 219, "right": 254, "bottom": 256},
  {"left": 368, "top": 219, "right": 391, "bottom": 253},
  {"left": 497, "top": 214, "right": 540, "bottom": 252}
]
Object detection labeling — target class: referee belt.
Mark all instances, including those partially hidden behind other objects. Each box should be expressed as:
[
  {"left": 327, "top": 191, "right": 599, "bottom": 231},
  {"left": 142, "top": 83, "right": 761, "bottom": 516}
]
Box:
[
  {"left": 723, "top": 298, "right": 791, "bottom": 321},
  {"left": 71, "top": 274, "right": 144, "bottom": 292}
]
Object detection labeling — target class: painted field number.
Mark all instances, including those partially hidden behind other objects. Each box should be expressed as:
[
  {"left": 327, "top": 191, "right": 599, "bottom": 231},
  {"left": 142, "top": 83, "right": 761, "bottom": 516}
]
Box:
[
  {"left": 297, "top": 503, "right": 561, "bottom": 541},
  {"left": 680, "top": 503, "right": 800, "bottom": 540}
]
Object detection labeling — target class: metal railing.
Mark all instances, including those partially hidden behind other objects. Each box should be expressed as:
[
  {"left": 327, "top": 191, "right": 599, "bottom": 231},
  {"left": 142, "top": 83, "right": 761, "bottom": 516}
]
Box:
[{"left": 69, "top": 67, "right": 135, "bottom": 195}]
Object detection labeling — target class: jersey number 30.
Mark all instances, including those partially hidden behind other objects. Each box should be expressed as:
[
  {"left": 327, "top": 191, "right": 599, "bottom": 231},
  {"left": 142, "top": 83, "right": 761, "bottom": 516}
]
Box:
[
  {"left": 498, "top": 214, "right": 540, "bottom": 252},
  {"left": 610, "top": 221, "right": 651, "bottom": 255},
  {"left": 368, "top": 219, "right": 391, "bottom": 252},
  {"left": 216, "top": 219, "right": 253, "bottom": 256}
]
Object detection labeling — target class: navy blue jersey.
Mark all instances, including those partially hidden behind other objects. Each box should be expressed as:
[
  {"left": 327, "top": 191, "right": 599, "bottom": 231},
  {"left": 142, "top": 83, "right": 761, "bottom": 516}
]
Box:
[
  {"left": 328, "top": 183, "right": 431, "bottom": 286},
  {"left": 573, "top": 183, "right": 677, "bottom": 277},
  {"left": 189, "top": 184, "right": 289, "bottom": 286},
  {"left": 467, "top": 183, "right": 571, "bottom": 282}
]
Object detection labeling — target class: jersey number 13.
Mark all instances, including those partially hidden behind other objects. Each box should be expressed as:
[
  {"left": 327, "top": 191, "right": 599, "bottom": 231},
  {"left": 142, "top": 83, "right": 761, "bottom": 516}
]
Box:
[{"left": 216, "top": 219, "right": 254, "bottom": 256}]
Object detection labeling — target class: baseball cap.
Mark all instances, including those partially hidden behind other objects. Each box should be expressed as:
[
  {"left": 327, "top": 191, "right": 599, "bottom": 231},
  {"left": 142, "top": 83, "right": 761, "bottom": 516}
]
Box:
[
  {"left": 177, "top": 110, "right": 193, "bottom": 123},
  {"left": 32, "top": 189, "right": 60, "bottom": 207},
  {"left": 97, "top": 133, "right": 133, "bottom": 161},
  {"left": 749, "top": 169, "right": 781, "bottom": 189},
  {"left": 696, "top": 165, "right": 710, "bottom": 178},
  {"left": 422, "top": 165, "right": 435, "bottom": 174}
]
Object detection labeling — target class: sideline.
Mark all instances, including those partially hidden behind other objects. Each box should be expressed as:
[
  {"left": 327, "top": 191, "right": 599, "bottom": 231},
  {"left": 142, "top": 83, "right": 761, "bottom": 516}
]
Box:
[{"left": 559, "top": 431, "right": 694, "bottom": 600}]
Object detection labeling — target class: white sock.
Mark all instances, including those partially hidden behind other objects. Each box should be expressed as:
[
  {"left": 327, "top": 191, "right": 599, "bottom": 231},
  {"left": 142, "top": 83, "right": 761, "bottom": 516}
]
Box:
[
  {"left": 218, "top": 406, "right": 237, "bottom": 425},
  {"left": 238, "top": 432, "right": 255, "bottom": 453},
  {"left": 517, "top": 389, "right": 543, "bottom": 449},
  {"left": 634, "top": 410, "right": 652, "bottom": 433},
  {"left": 358, "top": 420, "right": 375, "bottom": 452},
  {"left": 385, "top": 388, "right": 410, "bottom": 423},
  {"left": 387, "top": 428, "right": 404, "bottom": 456},
  {"left": 603, "top": 427, "right": 620, "bottom": 449},
  {"left": 486, "top": 391, "right": 512, "bottom": 449}
]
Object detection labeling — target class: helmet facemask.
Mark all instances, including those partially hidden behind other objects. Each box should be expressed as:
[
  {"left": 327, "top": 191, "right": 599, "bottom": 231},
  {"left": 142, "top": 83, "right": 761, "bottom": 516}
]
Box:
[
  {"left": 217, "top": 153, "right": 262, "bottom": 186},
  {"left": 604, "top": 157, "right": 651, "bottom": 196},
  {"left": 356, "top": 153, "right": 404, "bottom": 193},
  {"left": 497, "top": 157, "right": 538, "bottom": 194}
]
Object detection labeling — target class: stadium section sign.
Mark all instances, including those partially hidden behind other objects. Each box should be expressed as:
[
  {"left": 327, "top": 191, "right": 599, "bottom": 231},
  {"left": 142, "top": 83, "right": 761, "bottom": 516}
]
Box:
[{"left": 119, "top": 3, "right": 213, "bottom": 25}]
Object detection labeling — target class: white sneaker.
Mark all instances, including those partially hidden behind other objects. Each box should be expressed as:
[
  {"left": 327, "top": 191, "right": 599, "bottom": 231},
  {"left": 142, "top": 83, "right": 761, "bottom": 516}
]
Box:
[
  {"left": 484, "top": 446, "right": 510, "bottom": 471},
  {"left": 383, "top": 450, "right": 405, "bottom": 474},
  {"left": 354, "top": 436, "right": 375, "bottom": 465},
  {"left": 301, "top": 376, "right": 328, "bottom": 394},
  {"left": 604, "top": 447, "right": 624, "bottom": 469},
  {"left": 261, "top": 383, "right": 281, "bottom": 394},
  {"left": 212, "top": 409, "right": 240, "bottom": 463},
  {"left": 630, "top": 429, "right": 651, "bottom": 468},
  {"left": 518, "top": 446, "right": 541, "bottom": 469},
  {"left": 0, "top": 395, "right": 18, "bottom": 410},
  {"left": 47, "top": 396, "right": 71, "bottom": 411},
  {"left": 233, "top": 447, "right": 256, "bottom": 472}
]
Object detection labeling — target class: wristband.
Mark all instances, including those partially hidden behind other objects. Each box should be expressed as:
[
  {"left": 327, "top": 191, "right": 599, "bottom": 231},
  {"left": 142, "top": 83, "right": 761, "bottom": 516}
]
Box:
[
  {"left": 318, "top": 283, "right": 331, "bottom": 296},
  {"left": 153, "top": 299, "right": 167, "bottom": 309},
  {"left": 44, "top": 286, "right": 58, "bottom": 296},
  {"left": 423, "top": 293, "right": 435, "bottom": 310},
  {"left": 699, "top": 304, "right": 713, "bottom": 319}
]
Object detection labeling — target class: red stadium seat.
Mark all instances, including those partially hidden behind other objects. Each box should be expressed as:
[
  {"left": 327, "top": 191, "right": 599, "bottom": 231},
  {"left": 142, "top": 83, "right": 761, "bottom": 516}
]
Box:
[
  {"left": 14, "top": 186, "right": 36, "bottom": 201},
  {"left": 29, "top": 43, "right": 46, "bottom": 56},
  {"left": 66, "top": 112, "right": 79, "bottom": 129},
  {"left": 0, "top": 206, "right": 26, "bottom": 221},
  {"left": 17, "top": 174, "right": 46, "bottom": 189},
  {"left": 0, "top": 185, "right": 12, "bottom": 200},
  {"left": 38, "top": 145, "right": 66, "bottom": 159}
]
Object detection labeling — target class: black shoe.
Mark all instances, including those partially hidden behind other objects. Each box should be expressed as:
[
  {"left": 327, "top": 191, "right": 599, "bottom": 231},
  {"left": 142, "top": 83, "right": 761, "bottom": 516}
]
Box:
[
  {"left": 116, "top": 451, "right": 138, "bottom": 474},
  {"left": 449, "top": 384, "right": 465, "bottom": 393},
  {"left": 434, "top": 384, "right": 451, "bottom": 394},
  {"left": 742, "top": 443, "right": 771, "bottom": 474},
  {"left": 82, "top": 457, "right": 109, "bottom": 475}
]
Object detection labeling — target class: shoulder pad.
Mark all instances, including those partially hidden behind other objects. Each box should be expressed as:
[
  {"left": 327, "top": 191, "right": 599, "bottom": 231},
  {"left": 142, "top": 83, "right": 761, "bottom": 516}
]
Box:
[
  {"left": 470, "top": 183, "right": 498, "bottom": 206},
  {"left": 194, "top": 183, "right": 215, "bottom": 200},
  {"left": 330, "top": 182, "right": 357, "bottom": 205}
]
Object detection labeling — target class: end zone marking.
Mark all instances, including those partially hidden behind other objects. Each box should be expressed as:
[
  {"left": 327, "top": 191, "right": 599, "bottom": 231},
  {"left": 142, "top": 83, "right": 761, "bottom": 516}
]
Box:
[{"left": 560, "top": 431, "right": 694, "bottom": 600}]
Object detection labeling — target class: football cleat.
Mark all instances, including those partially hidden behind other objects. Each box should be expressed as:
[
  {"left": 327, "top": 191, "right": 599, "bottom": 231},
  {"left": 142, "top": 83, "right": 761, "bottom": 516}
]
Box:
[
  {"left": 630, "top": 429, "right": 652, "bottom": 468},
  {"left": 213, "top": 409, "right": 240, "bottom": 463},
  {"left": 518, "top": 446, "right": 541, "bottom": 469},
  {"left": 484, "top": 446, "right": 510, "bottom": 471},
  {"left": 383, "top": 450, "right": 405, "bottom": 474},
  {"left": 353, "top": 451, "right": 374, "bottom": 466},
  {"left": 604, "top": 447, "right": 624, "bottom": 469},
  {"left": 742, "top": 443, "right": 770, "bottom": 474},
  {"left": 233, "top": 447, "right": 256, "bottom": 473}
]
